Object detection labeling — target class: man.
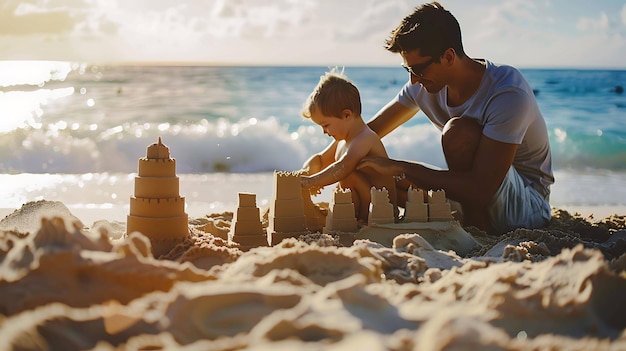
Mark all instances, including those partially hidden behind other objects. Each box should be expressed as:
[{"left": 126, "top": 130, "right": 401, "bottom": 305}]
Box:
[{"left": 356, "top": 2, "right": 554, "bottom": 234}]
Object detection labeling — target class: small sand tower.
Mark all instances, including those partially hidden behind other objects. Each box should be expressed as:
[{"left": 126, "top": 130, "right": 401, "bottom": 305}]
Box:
[
  {"left": 324, "top": 187, "right": 358, "bottom": 233},
  {"left": 127, "top": 137, "right": 189, "bottom": 257},
  {"left": 267, "top": 171, "right": 310, "bottom": 245},
  {"left": 229, "top": 192, "right": 269, "bottom": 250},
  {"left": 428, "top": 189, "right": 454, "bottom": 222},
  {"left": 368, "top": 187, "right": 395, "bottom": 226},
  {"left": 403, "top": 186, "right": 428, "bottom": 223}
]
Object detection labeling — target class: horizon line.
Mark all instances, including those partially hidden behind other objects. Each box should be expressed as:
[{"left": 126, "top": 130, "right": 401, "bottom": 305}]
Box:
[{"left": 1, "top": 59, "right": 625, "bottom": 71}]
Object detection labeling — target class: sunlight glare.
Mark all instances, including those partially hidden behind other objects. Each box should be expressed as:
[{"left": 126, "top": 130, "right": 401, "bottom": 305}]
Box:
[
  {"left": 0, "top": 87, "right": 74, "bottom": 133},
  {"left": 554, "top": 128, "right": 567, "bottom": 143},
  {"left": 158, "top": 123, "right": 170, "bottom": 132},
  {"left": 0, "top": 61, "right": 72, "bottom": 87}
]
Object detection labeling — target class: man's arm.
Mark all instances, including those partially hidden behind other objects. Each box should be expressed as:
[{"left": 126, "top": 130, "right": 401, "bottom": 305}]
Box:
[
  {"left": 367, "top": 100, "right": 418, "bottom": 138},
  {"left": 359, "top": 134, "right": 516, "bottom": 208}
]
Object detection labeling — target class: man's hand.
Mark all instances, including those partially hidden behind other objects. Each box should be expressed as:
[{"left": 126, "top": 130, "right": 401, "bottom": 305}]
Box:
[{"left": 357, "top": 156, "right": 402, "bottom": 177}]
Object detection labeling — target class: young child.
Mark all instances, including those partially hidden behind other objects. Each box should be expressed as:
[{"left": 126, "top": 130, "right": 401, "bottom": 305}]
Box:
[{"left": 299, "top": 70, "right": 398, "bottom": 224}]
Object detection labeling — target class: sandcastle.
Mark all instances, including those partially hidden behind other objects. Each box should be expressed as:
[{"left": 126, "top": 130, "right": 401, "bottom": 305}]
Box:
[
  {"left": 240, "top": 171, "right": 454, "bottom": 248},
  {"left": 228, "top": 192, "right": 269, "bottom": 250},
  {"left": 267, "top": 171, "right": 312, "bottom": 245},
  {"left": 395, "top": 187, "right": 455, "bottom": 223},
  {"left": 427, "top": 189, "right": 454, "bottom": 222},
  {"left": 122, "top": 139, "right": 458, "bottom": 254},
  {"left": 126, "top": 137, "right": 189, "bottom": 256},
  {"left": 324, "top": 187, "right": 358, "bottom": 233},
  {"left": 223, "top": 167, "right": 458, "bottom": 250},
  {"left": 403, "top": 186, "right": 428, "bottom": 222},
  {"left": 231, "top": 171, "right": 455, "bottom": 249},
  {"left": 348, "top": 186, "right": 454, "bottom": 225},
  {"left": 354, "top": 187, "right": 475, "bottom": 253},
  {"left": 229, "top": 171, "right": 327, "bottom": 249},
  {"left": 368, "top": 187, "right": 396, "bottom": 226}
]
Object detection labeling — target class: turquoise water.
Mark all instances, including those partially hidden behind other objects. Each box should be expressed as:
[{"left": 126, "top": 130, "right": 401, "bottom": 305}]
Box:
[{"left": 1, "top": 62, "right": 625, "bottom": 173}]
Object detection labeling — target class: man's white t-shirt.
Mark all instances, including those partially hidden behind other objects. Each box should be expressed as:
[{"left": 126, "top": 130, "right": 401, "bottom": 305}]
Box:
[{"left": 396, "top": 60, "right": 554, "bottom": 199}]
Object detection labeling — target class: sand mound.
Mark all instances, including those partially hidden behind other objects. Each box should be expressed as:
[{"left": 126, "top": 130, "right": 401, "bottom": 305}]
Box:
[
  {"left": 0, "top": 200, "right": 84, "bottom": 235},
  {"left": 0, "top": 201, "right": 625, "bottom": 350}
]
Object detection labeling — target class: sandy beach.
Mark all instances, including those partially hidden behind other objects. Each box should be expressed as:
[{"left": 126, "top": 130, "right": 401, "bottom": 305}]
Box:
[{"left": 0, "top": 197, "right": 625, "bottom": 350}]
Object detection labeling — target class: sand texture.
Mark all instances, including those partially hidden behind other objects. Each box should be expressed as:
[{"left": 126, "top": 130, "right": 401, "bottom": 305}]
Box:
[{"left": 0, "top": 200, "right": 625, "bottom": 350}]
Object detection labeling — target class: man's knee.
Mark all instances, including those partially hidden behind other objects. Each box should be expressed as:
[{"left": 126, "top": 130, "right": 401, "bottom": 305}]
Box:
[
  {"left": 442, "top": 117, "right": 483, "bottom": 170},
  {"left": 442, "top": 117, "right": 483, "bottom": 149}
]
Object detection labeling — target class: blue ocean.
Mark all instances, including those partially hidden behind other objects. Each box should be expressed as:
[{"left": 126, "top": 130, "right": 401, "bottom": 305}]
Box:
[{"left": 0, "top": 61, "right": 625, "bottom": 221}]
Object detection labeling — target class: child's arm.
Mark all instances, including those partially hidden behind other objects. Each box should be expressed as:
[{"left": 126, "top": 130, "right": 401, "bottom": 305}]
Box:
[
  {"left": 301, "top": 132, "right": 374, "bottom": 190},
  {"left": 300, "top": 141, "right": 338, "bottom": 176}
]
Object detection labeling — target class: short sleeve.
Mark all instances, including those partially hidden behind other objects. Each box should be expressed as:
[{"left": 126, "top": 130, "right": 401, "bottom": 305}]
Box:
[
  {"left": 395, "top": 81, "right": 422, "bottom": 110},
  {"left": 482, "top": 89, "right": 534, "bottom": 145}
]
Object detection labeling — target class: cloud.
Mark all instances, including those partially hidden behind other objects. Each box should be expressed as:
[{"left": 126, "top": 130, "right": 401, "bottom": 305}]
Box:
[
  {"left": 576, "top": 3, "right": 626, "bottom": 39},
  {"left": 577, "top": 12, "right": 610, "bottom": 31},
  {"left": 0, "top": 2, "right": 76, "bottom": 36},
  {"left": 0, "top": 0, "right": 625, "bottom": 67},
  {"left": 333, "top": 1, "right": 407, "bottom": 42},
  {"left": 199, "top": 0, "right": 317, "bottom": 39}
]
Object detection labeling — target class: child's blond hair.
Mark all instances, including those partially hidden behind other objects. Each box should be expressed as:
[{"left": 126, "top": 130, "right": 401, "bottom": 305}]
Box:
[{"left": 301, "top": 68, "right": 362, "bottom": 119}]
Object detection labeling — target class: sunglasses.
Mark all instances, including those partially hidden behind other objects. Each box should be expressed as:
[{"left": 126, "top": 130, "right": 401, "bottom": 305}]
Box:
[{"left": 402, "top": 58, "right": 435, "bottom": 78}]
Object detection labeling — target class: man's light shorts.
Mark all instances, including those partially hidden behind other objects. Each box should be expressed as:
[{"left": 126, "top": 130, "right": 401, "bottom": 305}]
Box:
[{"left": 487, "top": 167, "right": 551, "bottom": 234}]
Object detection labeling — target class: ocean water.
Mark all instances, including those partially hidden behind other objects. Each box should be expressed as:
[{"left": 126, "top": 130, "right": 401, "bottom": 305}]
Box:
[{"left": 0, "top": 61, "right": 625, "bottom": 221}]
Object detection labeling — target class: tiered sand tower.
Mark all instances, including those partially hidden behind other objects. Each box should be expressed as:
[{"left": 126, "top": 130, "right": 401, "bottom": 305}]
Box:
[
  {"left": 267, "top": 171, "right": 310, "bottom": 245},
  {"left": 428, "top": 189, "right": 454, "bottom": 222},
  {"left": 368, "top": 187, "right": 395, "bottom": 226},
  {"left": 324, "top": 187, "right": 358, "bottom": 233},
  {"left": 229, "top": 192, "right": 268, "bottom": 250},
  {"left": 403, "top": 186, "right": 428, "bottom": 222},
  {"left": 127, "top": 137, "right": 189, "bottom": 257}
]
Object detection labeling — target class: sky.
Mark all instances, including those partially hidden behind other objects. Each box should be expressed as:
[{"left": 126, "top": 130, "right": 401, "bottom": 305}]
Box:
[{"left": 1, "top": 0, "right": 625, "bottom": 69}]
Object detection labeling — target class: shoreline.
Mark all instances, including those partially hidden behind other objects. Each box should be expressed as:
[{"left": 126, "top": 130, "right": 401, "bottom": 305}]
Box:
[
  {"left": 1, "top": 169, "right": 625, "bottom": 228},
  {"left": 1, "top": 204, "right": 624, "bottom": 230}
]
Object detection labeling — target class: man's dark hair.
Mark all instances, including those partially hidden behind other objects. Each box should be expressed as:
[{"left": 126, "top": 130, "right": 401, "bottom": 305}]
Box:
[{"left": 385, "top": 2, "right": 466, "bottom": 60}]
